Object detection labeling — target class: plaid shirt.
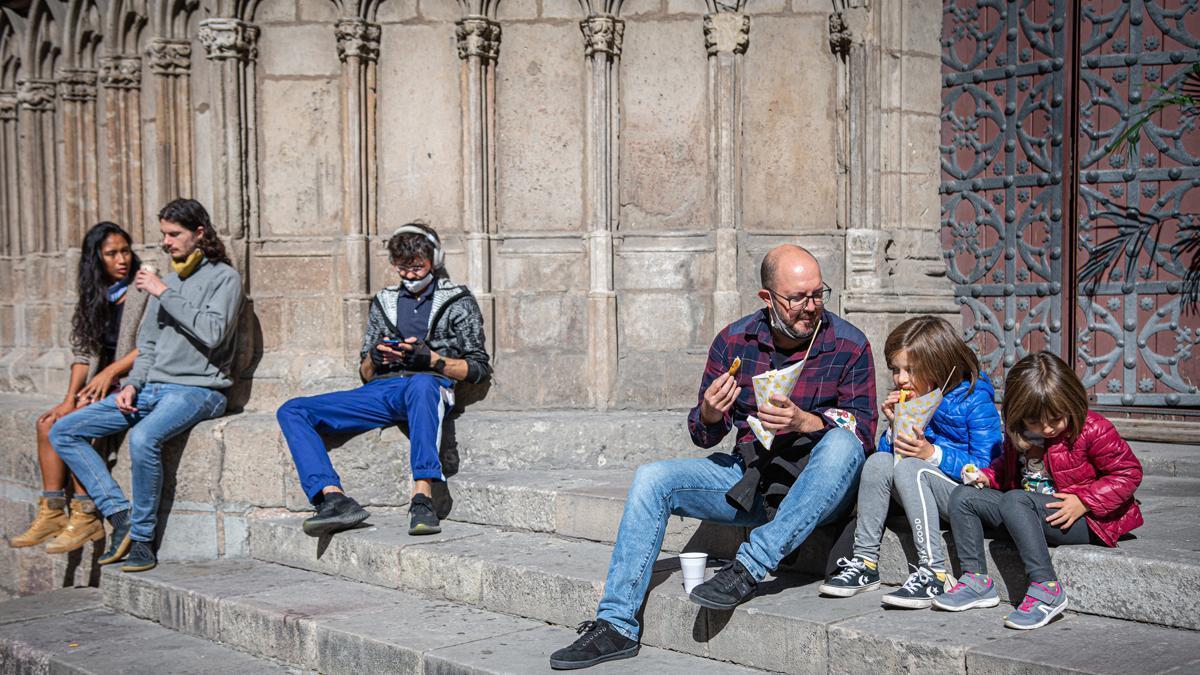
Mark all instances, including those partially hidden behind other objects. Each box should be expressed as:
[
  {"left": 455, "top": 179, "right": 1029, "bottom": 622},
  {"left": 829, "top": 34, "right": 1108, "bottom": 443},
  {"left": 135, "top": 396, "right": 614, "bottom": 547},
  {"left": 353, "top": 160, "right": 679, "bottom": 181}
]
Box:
[{"left": 687, "top": 308, "right": 878, "bottom": 453}]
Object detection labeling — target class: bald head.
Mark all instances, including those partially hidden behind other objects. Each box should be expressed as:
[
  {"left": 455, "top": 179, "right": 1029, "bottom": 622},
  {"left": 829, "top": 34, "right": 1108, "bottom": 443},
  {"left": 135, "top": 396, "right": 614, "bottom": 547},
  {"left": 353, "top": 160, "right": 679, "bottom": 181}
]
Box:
[{"left": 760, "top": 245, "right": 821, "bottom": 290}]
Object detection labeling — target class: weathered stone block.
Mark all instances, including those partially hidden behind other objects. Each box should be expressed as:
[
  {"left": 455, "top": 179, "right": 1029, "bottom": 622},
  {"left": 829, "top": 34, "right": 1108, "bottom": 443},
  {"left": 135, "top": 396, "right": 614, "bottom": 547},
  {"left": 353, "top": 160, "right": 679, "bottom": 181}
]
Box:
[
  {"left": 376, "top": 0, "right": 418, "bottom": 22},
  {"left": 903, "top": 112, "right": 944, "bottom": 175},
  {"left": 902, "top": 170, "right": 942, "bottom": 229},
  {"left": 619, "top": 291, "right": 708, "bottom": 351},
  {"left": 254, "top": 0, "right": 297, "bottom": 22},
  {"left": 258, "top": 78, "right": 344, "bottom": 237},
  {"left": 377, "top": 24, "right": 463, "bottom": 234},
  {"left": 251, "top": 254, "right": 338, "bottom": 295},
  {"left": 261, "top": 27, "right": 340, "bottom": 81},
  {"left": 612, "top": 349, "right": 708, "bottom": 411},
  {"left": 156, "top": 511, "right": 219, "bottom": 561},
  {"left": 743, "top": 16, "right": 837, "bottom": 230},
  {"left": 828, "top": 604, "right": 1015, "bottom": 674},
  {"left": 620, "top": 21, "right": 709, "bottom": 232},
  {"left": 496, "top": 290, "right": 586, "bottom": 350},
  {"left": 497, "top": 0, "right": 539, "bottom": 20},
  {"left": 902, "top": 0, "right": 944, "bottom": 57},
  {"left": 495, "top": 24, "right": 585, "bottom": 231},
  {"left": 902, "top": 55, "right": 943, "bottom": 117},
  {"left": 219, "top": 415, "right": 288, "bottom": 507}
]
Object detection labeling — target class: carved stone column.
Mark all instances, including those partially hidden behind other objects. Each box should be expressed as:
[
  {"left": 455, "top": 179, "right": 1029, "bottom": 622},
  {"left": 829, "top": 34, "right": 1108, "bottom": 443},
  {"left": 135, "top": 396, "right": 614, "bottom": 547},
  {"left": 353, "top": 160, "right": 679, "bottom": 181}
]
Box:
[
  {"left": 335, "top": 18, "right": 381, "bottom": 363},
  {"left": 16, "top": 79, "right": 58, "bottom": 253},
  {"left": 199, "top": 18, "right": 260, "bottom": 286},
  {"left": 704, "top": 8, "right": 749, "bottom": 331},
  {"left": 147, "top": 38, "right": 194, "bottom": 208},
  {"left": 99, "top": 55, "right": 144, "bottom": 240},
  {"left": 0, "top": 92, "right": 19, "bottom": 256},
  {"left": 58, "top": 69, "right": 100, "bottom": 243},
  {"left": 580, "top": 14, "right": 622, "bottom": 410},
  {"left": 456, "top": 14, "right": 500, "bottom": 359}
]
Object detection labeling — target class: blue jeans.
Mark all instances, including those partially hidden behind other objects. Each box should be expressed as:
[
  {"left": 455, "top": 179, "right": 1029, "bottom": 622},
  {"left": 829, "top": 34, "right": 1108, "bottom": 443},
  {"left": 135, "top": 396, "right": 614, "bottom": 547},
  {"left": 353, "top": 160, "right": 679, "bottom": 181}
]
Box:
[
  {"left": 276, "top": 374, "right": 452, "bottom": 503},
  {"left": 595, "top": 428, "right": 864, "bottom": 640},
  {"left": 49, "top": 383, "right": 227, "bottom": 543}
]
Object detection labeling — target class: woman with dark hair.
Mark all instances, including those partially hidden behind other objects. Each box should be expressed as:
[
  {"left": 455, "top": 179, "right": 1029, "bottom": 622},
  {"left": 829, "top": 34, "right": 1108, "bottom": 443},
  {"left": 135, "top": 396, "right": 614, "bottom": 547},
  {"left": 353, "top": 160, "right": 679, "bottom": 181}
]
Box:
[{"left": 9, "top": 222, "right": 150, "bottom": 554}]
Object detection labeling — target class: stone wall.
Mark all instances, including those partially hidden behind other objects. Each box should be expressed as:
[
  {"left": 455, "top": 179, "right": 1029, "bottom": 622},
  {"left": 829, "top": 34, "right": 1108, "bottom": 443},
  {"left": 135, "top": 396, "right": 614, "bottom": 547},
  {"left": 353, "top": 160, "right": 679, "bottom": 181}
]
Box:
[{"left": 0, "top": 0, "right": 954, "bottom": 413}]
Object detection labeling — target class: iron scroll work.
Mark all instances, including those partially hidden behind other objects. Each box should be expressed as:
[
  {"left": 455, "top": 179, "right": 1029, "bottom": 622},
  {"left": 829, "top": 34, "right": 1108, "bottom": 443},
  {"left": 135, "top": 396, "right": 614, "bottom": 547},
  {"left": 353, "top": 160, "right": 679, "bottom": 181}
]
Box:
[{"left": 940, "top": 0, "right": 1199, "bottom": 408}]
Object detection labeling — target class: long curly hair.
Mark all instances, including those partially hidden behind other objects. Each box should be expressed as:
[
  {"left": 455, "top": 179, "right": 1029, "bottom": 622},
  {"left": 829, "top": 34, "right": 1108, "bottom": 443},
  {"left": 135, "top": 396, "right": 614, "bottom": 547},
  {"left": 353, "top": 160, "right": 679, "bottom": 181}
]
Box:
[
  {"left": 158, "top": 199, "right": 232, "bottom": 267},
  {"left": 71, "top": 222, "right": 141, "bottom": 358}
]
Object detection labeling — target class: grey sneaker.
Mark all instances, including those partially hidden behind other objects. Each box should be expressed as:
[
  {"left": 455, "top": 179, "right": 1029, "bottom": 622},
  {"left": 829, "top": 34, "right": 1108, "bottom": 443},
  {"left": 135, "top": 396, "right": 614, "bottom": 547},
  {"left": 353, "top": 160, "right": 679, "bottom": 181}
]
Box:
[
  {"left": 932, "top": 572, "right": 1000, "bottom": 611},
  {"left": 1005, "top": 581, "right": 1068, "bottom": 630}
]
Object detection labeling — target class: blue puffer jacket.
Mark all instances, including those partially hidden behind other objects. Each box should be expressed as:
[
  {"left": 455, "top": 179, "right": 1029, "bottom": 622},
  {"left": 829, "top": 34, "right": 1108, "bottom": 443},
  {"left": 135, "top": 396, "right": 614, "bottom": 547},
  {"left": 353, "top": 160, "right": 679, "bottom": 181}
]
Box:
[{"left": 878, "top": 373, "right": 1004, "bottom": 480}]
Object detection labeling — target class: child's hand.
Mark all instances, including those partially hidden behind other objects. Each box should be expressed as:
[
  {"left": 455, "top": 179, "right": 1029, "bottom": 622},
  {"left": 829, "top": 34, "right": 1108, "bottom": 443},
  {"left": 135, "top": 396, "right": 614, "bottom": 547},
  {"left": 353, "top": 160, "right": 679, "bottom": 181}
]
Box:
[
  {"left": 1045, "top": 492, "right": 1088, "bottom": 530},
  {"left": 894, "top": 428, "right": 935, "bottom": 461},
  {"left": 882, "top": 390, "right": 901, "bottom": 422},
  {"left": 960, "top": 465, "right": 989, "bottom": 488}
]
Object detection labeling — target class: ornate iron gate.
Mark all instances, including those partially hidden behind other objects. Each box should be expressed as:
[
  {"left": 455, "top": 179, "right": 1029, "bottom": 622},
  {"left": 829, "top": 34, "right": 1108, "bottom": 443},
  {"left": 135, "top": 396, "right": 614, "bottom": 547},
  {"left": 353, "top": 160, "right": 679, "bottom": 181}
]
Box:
[{"left": 941, "top": 0, "right": 1200, "bottom": 409}]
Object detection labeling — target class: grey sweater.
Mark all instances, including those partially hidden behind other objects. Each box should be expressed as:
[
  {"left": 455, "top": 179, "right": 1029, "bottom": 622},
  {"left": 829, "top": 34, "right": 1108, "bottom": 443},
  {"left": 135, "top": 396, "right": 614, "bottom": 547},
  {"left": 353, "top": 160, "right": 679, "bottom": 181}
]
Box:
[{"left": 127, "top": 258, "right": 243, "bottom": 391}]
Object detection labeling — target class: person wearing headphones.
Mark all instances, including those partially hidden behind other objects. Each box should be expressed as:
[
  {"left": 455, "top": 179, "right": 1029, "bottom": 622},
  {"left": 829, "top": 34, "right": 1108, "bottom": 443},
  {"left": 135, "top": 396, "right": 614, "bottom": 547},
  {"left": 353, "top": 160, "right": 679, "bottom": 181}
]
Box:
[{"left": 276, "top": 222, "right": 491, "bottom": 537}]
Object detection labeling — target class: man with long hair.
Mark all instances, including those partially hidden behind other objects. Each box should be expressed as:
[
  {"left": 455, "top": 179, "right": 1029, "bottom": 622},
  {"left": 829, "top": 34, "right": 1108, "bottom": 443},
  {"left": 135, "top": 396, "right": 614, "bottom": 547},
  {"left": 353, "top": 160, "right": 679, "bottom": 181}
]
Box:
[
  {"left": 50, "top": 199, "right": 243, "bottom": 573},
  {"left": 276, "top": 222, "right": 490, "bottom": 538}
]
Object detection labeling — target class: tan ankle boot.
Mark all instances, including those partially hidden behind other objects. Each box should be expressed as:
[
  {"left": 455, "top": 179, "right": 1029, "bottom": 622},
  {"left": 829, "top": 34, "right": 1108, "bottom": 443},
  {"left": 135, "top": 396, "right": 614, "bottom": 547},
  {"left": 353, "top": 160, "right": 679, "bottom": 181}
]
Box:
[
  {"left": 45, "top": 500, "right": 106, "bottom": 554},
  {"left": 10, "top": 497, "right": 68, "bottom": 548}
]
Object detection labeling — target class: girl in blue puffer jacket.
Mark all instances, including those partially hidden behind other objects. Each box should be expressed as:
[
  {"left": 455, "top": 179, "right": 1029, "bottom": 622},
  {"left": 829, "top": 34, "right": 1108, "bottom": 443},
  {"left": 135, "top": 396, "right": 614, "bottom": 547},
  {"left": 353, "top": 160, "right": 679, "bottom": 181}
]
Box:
[{"left": 820, "top": 316, "right": 1004, "bottom": 608}]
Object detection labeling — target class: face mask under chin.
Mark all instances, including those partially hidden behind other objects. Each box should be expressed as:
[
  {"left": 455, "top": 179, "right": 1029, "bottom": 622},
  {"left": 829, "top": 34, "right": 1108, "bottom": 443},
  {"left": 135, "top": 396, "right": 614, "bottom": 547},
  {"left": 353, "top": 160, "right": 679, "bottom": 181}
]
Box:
[
  {"left": 769, "top": 301, "right": 811, "bottom": 342},
  {"left": 401, "top": 273, "right": 433, "bottom": 294}
]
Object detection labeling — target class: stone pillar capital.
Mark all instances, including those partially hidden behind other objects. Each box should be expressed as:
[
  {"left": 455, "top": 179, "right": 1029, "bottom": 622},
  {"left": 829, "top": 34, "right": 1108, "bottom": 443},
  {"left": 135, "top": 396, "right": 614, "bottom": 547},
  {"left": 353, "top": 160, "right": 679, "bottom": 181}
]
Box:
[
  {"left": 455, "top": 16, "right": 501, "bottom": 62},
  {"left": 580, "top": 15, "right": 624, "bottom": 57},
  {"left": 828, "top": 11, "right": 853, "bottom": 57},
  {"left": 0, "top": 92, "right": 17, "bottom": 120},
  {"left": 16, "top": 79, "right": 56, "bottom": 111},
  {"left": 704, "top": 12, "right": 749, "bottom": 55},
  {"left": 199, "top": 18, "right": 260, "bottom": 62},
  {"left": 336, "top": 18, "right": 382, "bottom": 63},
  {"left": 56, "top": 68, "right": 98, "bottom": 101},
  {"left": 147, "top": 38, "right": 193, "bottom": 76},
  {"left": 99, "top": 56, "right": 143, "bottom": 89}
]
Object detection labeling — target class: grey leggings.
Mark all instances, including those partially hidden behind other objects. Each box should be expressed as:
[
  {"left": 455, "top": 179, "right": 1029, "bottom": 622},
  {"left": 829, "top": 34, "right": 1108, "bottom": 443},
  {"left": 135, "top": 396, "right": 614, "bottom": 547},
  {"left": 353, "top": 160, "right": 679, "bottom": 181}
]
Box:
[
  {"left": 852, "top": 453, "right": 959, "bottom": 571},
  {"left": 948, "top": 486, "right": 1093, "bottom": 583}
]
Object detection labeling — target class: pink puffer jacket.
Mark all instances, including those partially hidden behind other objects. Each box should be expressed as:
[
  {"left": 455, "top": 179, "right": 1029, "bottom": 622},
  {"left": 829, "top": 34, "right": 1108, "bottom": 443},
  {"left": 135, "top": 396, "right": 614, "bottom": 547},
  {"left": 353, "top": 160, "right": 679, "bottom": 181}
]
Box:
[{"left": 981, "top": 411, "right": 1143, "bottom": 547}]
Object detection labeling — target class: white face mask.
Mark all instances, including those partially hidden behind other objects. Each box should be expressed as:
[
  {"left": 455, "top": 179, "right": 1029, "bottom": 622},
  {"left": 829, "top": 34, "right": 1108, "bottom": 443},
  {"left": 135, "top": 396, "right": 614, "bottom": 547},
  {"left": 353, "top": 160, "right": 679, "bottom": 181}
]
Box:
[
  {"left": 768, "top": 299, "right": 807, "bottom": 341},
  {"left": 401, "top": 273, "right": 433, "bottom": 295}
]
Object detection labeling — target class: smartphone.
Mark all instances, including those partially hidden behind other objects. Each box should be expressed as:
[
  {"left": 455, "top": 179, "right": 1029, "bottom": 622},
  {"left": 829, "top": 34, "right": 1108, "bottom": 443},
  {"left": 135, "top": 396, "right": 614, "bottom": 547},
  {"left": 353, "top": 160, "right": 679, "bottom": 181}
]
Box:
[{"left": 381, "top": 338, "right": 402, "bottom": 347}]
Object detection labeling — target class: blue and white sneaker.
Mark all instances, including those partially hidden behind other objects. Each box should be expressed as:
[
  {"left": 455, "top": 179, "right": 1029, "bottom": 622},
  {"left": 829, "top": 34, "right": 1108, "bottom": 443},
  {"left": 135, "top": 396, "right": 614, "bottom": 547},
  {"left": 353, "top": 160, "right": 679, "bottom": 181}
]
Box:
[
  {"left": 819, "top": 556, "right": 881, "bottom": 597},
  {"left": 932, "top": 572, "right": 1000, "bottom": 611},
  {"left": 881, "top": 564, "right": 953, "bottom": 609},
  {"left": 1005, "top": 581, "right": 1068, "bottom": 630}
]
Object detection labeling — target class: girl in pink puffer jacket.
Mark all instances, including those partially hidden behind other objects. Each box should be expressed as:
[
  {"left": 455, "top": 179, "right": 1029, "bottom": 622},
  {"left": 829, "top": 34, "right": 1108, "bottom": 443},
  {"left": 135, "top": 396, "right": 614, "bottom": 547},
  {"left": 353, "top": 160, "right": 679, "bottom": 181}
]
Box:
[{"left": 934, "top": 351, "right": 1143, "bottom": 630}]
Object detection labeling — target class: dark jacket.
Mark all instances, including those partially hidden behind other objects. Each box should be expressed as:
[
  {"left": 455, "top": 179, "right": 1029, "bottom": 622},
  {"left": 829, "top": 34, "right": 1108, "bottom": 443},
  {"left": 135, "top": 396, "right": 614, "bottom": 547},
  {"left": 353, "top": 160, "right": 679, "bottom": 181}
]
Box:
[
  {"left": 982, "top": 411, "right": 1143, "bottom": 547},
  {"left": 360, "top": 277, "right": 491, "bottom": 384}
]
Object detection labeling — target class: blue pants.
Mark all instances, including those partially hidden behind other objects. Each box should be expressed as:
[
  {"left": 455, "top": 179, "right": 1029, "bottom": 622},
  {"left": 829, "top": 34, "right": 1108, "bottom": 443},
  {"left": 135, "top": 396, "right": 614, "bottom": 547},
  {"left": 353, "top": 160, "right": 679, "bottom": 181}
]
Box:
[
  {"left": 277, "top": 374, "right": 451, "bottom": 503},
  {"left": 595, "top": 428, "right": 864, "bottom": 640},
  {"left": 49, "top": 383, "right": 228, "bottom": 542}
]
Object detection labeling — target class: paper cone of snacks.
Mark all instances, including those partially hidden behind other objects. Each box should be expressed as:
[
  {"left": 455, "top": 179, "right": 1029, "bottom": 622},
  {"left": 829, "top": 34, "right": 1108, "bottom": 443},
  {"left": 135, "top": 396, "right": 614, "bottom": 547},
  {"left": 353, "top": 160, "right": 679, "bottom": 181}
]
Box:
[
  {"left": 892, "top": 388, "right": 943, "bottom": 464},
  {"left": 746, "top": 359, "right": 805, "bottom": 450}
]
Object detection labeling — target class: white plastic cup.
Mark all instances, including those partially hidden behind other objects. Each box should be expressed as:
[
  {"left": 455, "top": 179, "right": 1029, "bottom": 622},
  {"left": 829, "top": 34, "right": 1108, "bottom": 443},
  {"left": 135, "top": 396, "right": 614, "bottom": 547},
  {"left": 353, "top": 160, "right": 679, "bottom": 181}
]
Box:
[
  {"left": 142, "top": 263, "right": 159, "bottom": 276},
  {"left": 680, "top": 552, "right": 708, "bottom": 593}
]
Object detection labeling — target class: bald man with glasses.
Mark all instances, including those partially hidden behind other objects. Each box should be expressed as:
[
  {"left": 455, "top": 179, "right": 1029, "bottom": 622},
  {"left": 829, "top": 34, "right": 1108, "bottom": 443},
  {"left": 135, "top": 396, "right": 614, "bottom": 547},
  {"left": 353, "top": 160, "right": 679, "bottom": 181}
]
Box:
[{"left": 551, "top": 245, "right": 877, "bottom": 670}]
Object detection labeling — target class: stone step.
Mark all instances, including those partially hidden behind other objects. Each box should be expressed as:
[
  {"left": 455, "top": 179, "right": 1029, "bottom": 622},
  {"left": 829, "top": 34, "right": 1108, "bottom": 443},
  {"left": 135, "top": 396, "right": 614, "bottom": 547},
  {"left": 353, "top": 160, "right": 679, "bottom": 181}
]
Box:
[
  {"left": 99, "top": 559, "right": 767, "bottom": 675},
  {"left": 245, "top": 513, "right": 1200, "bottom": 673},
  {"left": 1128, "top": 440, "right": 1200, "bottom": 479},
  {"left": 444, "top": 469, "right": 1200, "bottom": 631},
  {"left": 0, "top": 587, "right": 303, "bottom": 674}
]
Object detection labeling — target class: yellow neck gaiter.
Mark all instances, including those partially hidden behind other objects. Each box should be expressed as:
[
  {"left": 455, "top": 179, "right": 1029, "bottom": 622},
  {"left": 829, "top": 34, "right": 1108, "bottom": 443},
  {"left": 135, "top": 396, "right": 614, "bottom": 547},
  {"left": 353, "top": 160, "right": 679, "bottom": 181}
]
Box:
[{"left": 171, "top": 250, "right": 204, "bottom": 279}]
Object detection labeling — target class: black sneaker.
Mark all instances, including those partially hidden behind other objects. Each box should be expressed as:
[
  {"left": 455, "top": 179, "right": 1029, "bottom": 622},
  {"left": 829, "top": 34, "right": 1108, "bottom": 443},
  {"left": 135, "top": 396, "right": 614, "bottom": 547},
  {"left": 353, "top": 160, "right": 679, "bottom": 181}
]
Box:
[
  {"left": 881, "top": 564, "right": 952, "bottom": 609},
  {"left": 688, "top": 559, "right": 757, "bottom": 610},
  {"left": 302, "top": 492, "right": 369, "bottom": 537},
  {"left": 819, "top": 556, "right": 881, "bottom": 597},
  {"left": 97, "top": 512, "right": 132, "bottom": 565},
  {"left": 121, "top": 540, "right": 157, "bottom": 573},
  {"left": 408, "top": 494, "right": 441, "bottom": 535},
  {"left": 549, "top": 619, "right": 639, "bottom": 670}
]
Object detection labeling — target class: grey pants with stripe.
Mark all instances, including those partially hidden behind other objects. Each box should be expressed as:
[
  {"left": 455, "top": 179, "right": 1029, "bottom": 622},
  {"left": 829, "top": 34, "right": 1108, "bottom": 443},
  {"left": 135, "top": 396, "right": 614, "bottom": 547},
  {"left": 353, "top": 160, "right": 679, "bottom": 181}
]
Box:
[{"left": 851, "top": 452, "right": 959, "bottom": 572}]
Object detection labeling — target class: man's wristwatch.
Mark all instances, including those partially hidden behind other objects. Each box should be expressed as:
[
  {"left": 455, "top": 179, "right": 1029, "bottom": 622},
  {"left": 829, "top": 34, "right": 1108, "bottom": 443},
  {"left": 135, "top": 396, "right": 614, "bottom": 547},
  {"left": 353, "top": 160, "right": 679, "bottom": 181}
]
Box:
[{"left": 431, "top": 357, "right": 446, "bottom": 374}]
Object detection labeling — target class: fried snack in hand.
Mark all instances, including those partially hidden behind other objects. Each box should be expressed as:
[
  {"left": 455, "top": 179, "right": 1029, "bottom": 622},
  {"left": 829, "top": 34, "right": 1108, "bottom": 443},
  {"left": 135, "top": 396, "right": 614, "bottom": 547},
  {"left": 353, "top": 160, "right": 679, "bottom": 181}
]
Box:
[{"left": 728, "top": 357, "right": 742, "bottom": 377}]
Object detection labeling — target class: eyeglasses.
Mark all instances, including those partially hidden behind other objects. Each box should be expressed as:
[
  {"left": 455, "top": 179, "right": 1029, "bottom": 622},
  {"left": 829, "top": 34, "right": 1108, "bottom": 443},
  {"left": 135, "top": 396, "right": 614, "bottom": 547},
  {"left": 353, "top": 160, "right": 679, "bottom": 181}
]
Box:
[
  {"left": 767, "top": 283, "right": 832, "bottom": 311},
  {"left": 394, "top": 263, "right": 429, "bottom": 274}
]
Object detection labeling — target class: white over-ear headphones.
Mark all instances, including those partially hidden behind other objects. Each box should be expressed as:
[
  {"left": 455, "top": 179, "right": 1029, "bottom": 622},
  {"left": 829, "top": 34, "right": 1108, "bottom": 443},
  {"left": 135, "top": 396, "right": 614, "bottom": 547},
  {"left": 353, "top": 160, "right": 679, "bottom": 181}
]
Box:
[{"left": 391, "top": 224, "right": 444, "bottom": 269}]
